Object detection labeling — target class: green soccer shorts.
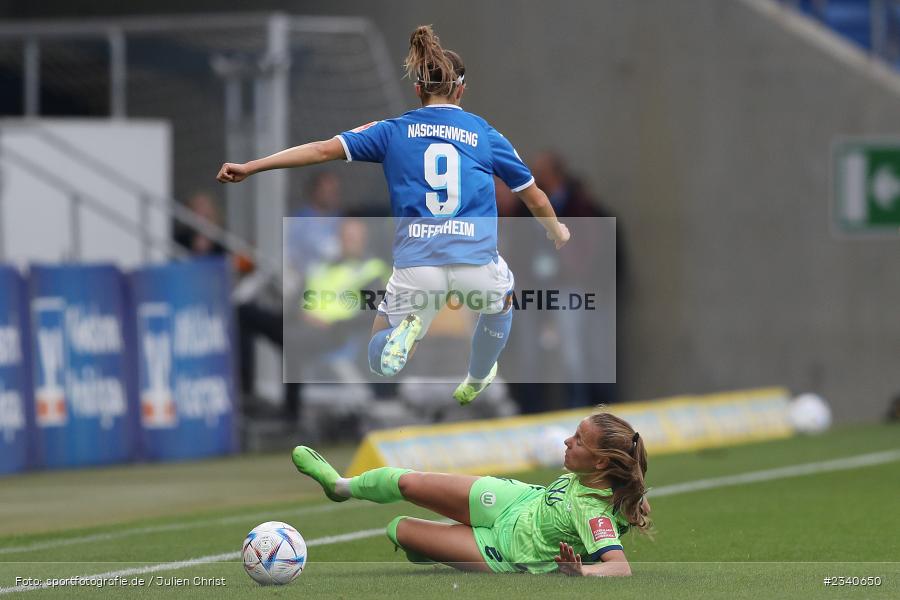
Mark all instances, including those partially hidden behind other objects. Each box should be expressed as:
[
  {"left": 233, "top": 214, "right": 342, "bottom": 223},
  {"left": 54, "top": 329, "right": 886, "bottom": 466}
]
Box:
[{"left": 468, "top": 476, "right": 541, "bottom": 573}]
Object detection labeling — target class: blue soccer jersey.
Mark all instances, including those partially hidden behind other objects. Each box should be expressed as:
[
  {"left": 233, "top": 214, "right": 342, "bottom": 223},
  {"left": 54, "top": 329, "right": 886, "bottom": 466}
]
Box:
[{"left": 336, "top": 104, "right": 534, "bottom": 268}]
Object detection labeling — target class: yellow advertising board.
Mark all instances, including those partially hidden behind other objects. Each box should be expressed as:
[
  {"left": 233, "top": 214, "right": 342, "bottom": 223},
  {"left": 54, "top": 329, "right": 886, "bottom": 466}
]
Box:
[{"left": 346, "top": 387, "right": 794, "bottom": 476}]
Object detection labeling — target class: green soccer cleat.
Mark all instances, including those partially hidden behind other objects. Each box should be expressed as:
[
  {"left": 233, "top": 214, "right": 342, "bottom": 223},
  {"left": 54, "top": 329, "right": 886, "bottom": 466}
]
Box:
[
  {"left": 291, "top": 446, "right": 348, "bottom": 503},
  {"left": 380, "top": 314, "right": 423, "bottom": 376},
  {"left": 453, "top": 362, "right": 498, "bottom": 406}
]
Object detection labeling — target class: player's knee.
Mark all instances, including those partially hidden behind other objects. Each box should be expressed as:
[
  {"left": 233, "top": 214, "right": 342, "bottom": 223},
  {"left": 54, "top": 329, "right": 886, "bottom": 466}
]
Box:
[{"left": 397, "top": 472, "right": 418, "bottom": 498}]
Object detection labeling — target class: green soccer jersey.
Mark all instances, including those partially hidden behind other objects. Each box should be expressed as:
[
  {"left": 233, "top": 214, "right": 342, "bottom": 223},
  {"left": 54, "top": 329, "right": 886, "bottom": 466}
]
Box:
[{"left": 494, "top": 473, "right": 630, "bottom": 573}]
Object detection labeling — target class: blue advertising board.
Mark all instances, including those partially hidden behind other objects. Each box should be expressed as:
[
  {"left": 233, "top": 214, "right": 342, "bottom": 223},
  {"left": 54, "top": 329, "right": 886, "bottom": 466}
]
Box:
[
  {"left": 131, "top": 258, "right": 237, "bottom": 460},
  {"left": 0, "top": 266, "right": 33, "bottom": 475},
  {"left": 28, "top": 264, "right": 138, "bottom": 468}
]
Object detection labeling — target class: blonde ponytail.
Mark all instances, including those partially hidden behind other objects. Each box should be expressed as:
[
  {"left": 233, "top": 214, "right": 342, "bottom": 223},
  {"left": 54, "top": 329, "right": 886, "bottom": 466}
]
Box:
[{"left": 404, "top": 25, "right": 465, "bottom": 98}]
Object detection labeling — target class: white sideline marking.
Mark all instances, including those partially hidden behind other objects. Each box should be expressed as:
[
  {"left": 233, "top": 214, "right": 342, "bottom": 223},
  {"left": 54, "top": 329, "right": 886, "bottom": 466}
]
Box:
[
  {"left": 1, "top": 448, "right": 899, "bottom": 595},
  {"left": 0, "top": 499, "right": 358, "bottom": 556},
  {"left": 647, "top": 448, "right": 900, "bottom": 497},
  {"left": 0, "top": 528, "right": 385, "bottom": 595}
]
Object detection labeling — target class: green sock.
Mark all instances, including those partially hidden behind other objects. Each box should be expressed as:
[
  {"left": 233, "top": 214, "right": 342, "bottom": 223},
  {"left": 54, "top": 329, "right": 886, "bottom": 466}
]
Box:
[
  {"left": 386, "top": 515, "right": 434, "bottom": 564},
  {"left": 386, "top": 515, "right": 406, "bottom": 546},
  {"left": 349, "top": 467, "right": 412, "bottom": 504}
]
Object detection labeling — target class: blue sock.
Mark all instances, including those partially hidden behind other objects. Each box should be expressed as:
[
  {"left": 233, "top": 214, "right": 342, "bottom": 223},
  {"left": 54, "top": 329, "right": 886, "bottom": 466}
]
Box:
[
  {"left": 368, "top": 327, "right": 392, "bottom": 375},
  {"left": 467, "top": 309, "right": 513, "bottom": 379}
]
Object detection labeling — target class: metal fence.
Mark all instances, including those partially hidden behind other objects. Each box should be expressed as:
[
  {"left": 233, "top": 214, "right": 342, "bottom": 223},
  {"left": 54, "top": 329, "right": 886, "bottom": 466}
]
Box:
[{"left": 0, "top": 13, "right": 405, "bottom": 267}]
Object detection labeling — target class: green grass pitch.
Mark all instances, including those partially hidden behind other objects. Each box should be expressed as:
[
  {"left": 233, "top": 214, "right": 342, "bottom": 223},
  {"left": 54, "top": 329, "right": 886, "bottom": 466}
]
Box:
[{"left": 0, "top": 424, "right": 898, "bottom": 599}]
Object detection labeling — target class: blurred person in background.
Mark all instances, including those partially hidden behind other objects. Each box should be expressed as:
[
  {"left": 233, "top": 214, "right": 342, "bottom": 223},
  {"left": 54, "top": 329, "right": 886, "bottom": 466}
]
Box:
[
  {"left": 173, "top": 191, "right": 226, "bottom": 256},
  {"left": 170, "top": 189, "right": 300, "bottom": 421},
  {"left": 510, "top": 152, "right": 625, "bottom": 411},
  {"left": 289, "top": 215, "right": 397, "bottom": 403},
  {"left": 494, "top": 177, "right": 519, "bottom": 218},
  {"left": 286, "top": 171, "right": 344, "bottom": 278},
  {"left": 531, "top": 152, "right": 606, "bottom": 219},
  {"left": 495, "top": 178, "right": 547, "bottom": 413},
  {"left": 240, "top": 172, "right": 355, "bottom": 422},
  {"left": 218, "top": 25, "right": 570, "bottom": 408},
  {"left": 289, "top": 217, "right": 391, "bottom": 375}
]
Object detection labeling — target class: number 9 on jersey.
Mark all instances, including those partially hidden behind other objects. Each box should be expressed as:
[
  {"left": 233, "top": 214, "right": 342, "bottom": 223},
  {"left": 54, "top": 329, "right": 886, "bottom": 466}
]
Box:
[{"left": 424, "top": 143, "right": 460, "bottom": 216}]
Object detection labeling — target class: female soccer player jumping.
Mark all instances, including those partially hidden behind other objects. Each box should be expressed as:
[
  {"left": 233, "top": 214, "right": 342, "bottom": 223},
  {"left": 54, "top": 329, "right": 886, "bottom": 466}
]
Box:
[
  {"left": 291, "top": 410, "right": 649, "bottom": 575},
  {"left": 217, "top": 25, "right": 569, "bottom": 405}
]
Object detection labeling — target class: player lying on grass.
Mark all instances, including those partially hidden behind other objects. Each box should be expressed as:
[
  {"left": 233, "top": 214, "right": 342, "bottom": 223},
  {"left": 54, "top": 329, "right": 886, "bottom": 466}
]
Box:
[
  {"left": 292, "top": 410, "right": 650, "bottom": 575},
  {"left": 217, "top": 24, "right": 569, "bottom": 406}
]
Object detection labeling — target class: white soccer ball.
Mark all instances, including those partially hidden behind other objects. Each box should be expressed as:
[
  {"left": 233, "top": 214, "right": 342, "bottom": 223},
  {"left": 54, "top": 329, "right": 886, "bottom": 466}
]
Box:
[
  {"left": 789, "top": 393, "right": 832, "bottom": 435},
  {"left": 530, "top": 425, "right": 569, "bottom": 468},
  {"left": 242, "top": 521, "right": 307, "bottom": 585}
]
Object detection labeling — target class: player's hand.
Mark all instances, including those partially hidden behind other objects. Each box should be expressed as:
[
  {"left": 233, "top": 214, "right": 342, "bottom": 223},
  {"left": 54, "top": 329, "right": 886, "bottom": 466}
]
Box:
[
  {"left": 548, "top": 223, "right": 570, "bottom": 250},
  {"left": 554, "top": 541, "right": 583, "bottom": 576},
  {"left": 217, "top": 162, "right": 252, "bottom": 183}
]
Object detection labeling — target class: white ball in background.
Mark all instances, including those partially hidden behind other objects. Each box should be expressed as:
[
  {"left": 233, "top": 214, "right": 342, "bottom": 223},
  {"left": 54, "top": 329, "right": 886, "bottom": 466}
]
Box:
[
  {"left": 530, "top": 426, "right": 570, "bottom": 468},
  {"left": 789, "top": 393, "right": 833, "bottom": 435}
]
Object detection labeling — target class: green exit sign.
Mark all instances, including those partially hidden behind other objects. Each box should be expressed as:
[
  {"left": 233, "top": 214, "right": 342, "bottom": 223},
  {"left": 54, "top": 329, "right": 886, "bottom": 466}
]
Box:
[{"left": 833, "top": 139, "right": 900, "bottom": 234}]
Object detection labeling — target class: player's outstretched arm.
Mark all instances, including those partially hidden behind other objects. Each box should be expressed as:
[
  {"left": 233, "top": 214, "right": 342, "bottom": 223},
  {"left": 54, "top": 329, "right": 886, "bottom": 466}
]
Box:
[
  {"left": 555, "top": 542, "right": 632, "bottom": 577},
  {"left": 515, "top": 184, "right": 571, "bottom": 250},
  {"left": 217, "top": 138, "right": 346, "bottom": 183}
]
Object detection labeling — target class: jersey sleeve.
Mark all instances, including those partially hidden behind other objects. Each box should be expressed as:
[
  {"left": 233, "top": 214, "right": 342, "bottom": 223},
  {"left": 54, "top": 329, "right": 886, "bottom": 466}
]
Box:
[
  {"left": 485, "top": 126, "right": 534, "bottom": 192},
  {"left": 575, "top": 511, "right": 624, "bottom": 563},
  {"left": 336, "top": 120, "right": 393, "bottom": 163}
]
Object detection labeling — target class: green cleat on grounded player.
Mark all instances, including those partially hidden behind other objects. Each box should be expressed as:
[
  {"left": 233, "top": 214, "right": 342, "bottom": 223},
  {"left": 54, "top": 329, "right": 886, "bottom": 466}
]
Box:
[
  {"left": 291, "top": 446, "right": 348, "bottom": 502},
  {"left": 380, "top": 314, "right": 423, "bottom": 376},
  {"left": 452, "top": 362, "right": 498, "bottom": 406}
]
